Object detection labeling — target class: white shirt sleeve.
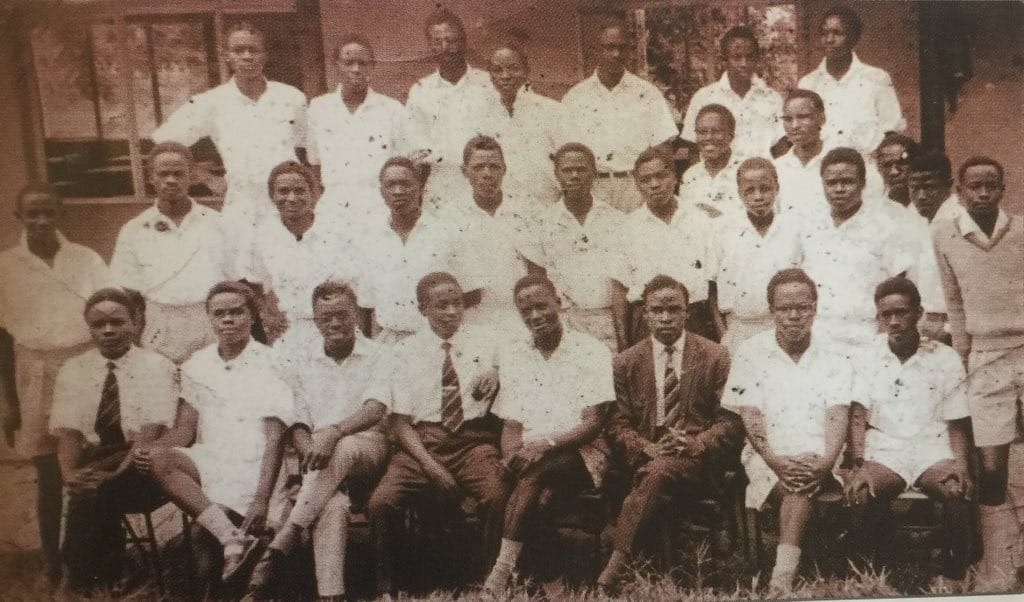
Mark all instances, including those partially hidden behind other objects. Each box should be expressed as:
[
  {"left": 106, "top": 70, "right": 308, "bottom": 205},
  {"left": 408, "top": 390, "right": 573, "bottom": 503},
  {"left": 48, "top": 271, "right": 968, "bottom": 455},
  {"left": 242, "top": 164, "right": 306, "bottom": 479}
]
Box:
[
  {"left": 291, "top": 93, "right": 309, "bottom": 151},
  {"left": 874, "top": 70, "right": 906, "bottom": 136},
  {"left": 151, "top": 92, "right": 214, "bottom": 145},
  {"left": 363, "top": 349, "right": 396, "bottom": 413},
  {"left": 305, "top": 101, "right": 322, "bottom": 167},
  {"left": 109, "top": 225, "right": 143, "bottom": 292},
  {"left": 720, "top": 344, "right": 762, "bottom": 412},
  {"left": 49, "top": 359, "right": 84, "bottom": 436}
]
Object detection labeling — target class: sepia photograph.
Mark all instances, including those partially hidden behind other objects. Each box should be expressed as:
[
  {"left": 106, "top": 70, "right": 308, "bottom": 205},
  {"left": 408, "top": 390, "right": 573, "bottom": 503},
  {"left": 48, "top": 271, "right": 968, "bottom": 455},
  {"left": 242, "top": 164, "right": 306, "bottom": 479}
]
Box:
[{"left": 0, "top": 0, "right": 1021, "bottom": 600}]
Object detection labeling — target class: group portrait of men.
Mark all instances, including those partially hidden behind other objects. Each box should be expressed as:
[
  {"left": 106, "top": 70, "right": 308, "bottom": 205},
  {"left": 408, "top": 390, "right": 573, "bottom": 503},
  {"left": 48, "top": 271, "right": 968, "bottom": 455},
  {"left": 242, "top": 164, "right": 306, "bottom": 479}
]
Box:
[{"left": 0, "top": 4, "right": 1021, "bottom": 601}]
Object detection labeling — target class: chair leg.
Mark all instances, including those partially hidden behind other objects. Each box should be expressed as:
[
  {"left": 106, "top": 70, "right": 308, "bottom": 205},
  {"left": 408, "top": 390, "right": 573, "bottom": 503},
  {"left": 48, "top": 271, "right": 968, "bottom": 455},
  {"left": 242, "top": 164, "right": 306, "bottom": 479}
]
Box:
[
  {"left": 144, "top": 512, "right": 165, "bottom": 595},
  {"left": 182, "top": 512, "right": 197, "bottom": 599}
]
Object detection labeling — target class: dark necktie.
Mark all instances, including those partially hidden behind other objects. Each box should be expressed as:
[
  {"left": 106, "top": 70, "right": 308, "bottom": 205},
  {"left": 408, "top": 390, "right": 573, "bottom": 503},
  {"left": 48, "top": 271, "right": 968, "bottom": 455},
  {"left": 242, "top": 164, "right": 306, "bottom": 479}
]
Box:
[
  {"left": 440, "top": 341, "right": 464, "bottom": 432},
  {"left": 663, "top": 345, "right": 679, "bottom": 418},
  {"left": 95, "top": 361, "right": 127, "bottom": 447}
]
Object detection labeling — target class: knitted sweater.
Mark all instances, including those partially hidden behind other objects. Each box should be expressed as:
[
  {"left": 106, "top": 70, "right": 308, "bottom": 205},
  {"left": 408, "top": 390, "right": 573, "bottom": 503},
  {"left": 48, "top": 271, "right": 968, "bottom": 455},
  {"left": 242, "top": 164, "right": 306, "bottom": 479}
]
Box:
[{"left": 932, "top": 210, "right": 1024, "bottom": 359}]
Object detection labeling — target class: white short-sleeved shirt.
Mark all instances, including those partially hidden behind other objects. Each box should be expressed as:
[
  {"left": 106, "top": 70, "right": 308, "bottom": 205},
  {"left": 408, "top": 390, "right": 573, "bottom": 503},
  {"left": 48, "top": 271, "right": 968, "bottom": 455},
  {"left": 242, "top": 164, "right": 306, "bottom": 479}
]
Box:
[
  {"left": 853, "top": 335, "right": 969, "bottom": 442},
  {"left": 280, "top": 331, "right": 385, "bottom": 429},
  {"left": 799, "top": 203, "right": 915, "bottom": 326},
  {"left": 561, "top": 71, "right": 679, "bottom": 173},
  {"left": 520, "top": 199, "right": 626, "bottom": 310},
  {"left": 0, "top": 233, "right": 108, "bottom": 350},
  {"left": 307, "top": 87, "right": 425, "bottom": 198},
  {"left": 798, "top": 53, "right": 906, "bottom": 155},
  {"left": 406, "top": 67, "right": 492, "bottom": 144},
  {"left": 492, "top": 328, "right": 614, "bottom": 443},
  {"left": 110, "top": 201, "right": 232, "bottom": 307},
  {"left": 151, "top": 79, "right": 307, "bottom": 191},
  {"left": 620, "top": 201, "right": 714, "bottom": 303},
  {"left": 708, "top": 212, "right": 802, "bottom": 319},
  {"left": 365, "top": 325, "right": 497, "bottom": 424},
  {"left": 354, "top": 211, "right": 477, "bottom": 333},
  {"left": 679, "top": 73, "right": 785, "bottom": 160},
  {"left": 50, "top": 346, "right": 179, "bottom": 445},
  {"left": 239, "top": 216, "right": 367, "bottom": 321},
  {"left": 773, "top": 146, "right": 885, "bottom": 224},
  {"left": 679, "top": 156, "right": 743, "bottom": 217}
]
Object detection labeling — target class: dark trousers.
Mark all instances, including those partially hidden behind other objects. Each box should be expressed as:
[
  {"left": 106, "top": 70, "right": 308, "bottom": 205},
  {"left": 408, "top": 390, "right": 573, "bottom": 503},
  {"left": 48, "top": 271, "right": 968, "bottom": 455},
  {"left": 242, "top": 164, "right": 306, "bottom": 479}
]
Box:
[
  {"left": 368, "top": 418, "right": 509, "bottom": 593},
  {"left": 504, "top": 448, "right": 592, "bottom": 541},
  {"left": 62, "top": 446, "right": 163, "bottom": 591},
  {"left": 613, "top": 454, "right": 714, "bottom": 554}
]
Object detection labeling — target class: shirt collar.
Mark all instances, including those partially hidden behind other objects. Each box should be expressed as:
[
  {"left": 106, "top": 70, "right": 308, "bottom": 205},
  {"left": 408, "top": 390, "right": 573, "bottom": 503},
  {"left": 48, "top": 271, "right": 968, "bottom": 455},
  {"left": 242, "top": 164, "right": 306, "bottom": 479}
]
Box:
[
  {"left": 315, "top": 330, "right": 373, "bottom": 364},
  {"left": 650, "top": 333, "right": 686, "bottom": 357},
  {"left": 332, "top": 86, "right": 385, "bottom": 112},
  {"left": 955, "top": 208, "right": 1010, "bottom": 241},
  {"left": 588, "top": 69, "right": 637, "bottom": 93},
  {"left": 229, "top": 77, "right": 270, "bottom": 104},
  {"left": 98, "top": 345, "right": 138, "bottom": 370},
  {"left": 17, "top": 229, "right": 69, "bottom": 261},
  {"left": 142, "top": 198, "right": 202, "bottom": 232},
  {"left": 716, "top": 72, "right": 772, "bottom": 98},
  {"left": 813, "top": 52, "right": 867, "bottom": 84},
  {"left": 553, "top": 196, "right": 615, "bottom": 226}
]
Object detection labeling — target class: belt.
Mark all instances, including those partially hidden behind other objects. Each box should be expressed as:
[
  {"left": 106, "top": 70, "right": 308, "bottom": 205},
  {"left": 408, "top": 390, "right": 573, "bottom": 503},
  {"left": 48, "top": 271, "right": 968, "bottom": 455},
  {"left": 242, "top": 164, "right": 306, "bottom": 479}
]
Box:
[{"left": 596, "top": 170, "right": 632, "bottom": 178}]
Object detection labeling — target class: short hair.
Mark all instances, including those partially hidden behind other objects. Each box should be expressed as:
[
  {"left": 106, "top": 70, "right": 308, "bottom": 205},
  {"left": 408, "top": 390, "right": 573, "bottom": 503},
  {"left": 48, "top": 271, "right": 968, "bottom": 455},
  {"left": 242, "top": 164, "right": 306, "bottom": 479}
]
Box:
[
  {"left": 736, "top": 157, "right": 779, "bottom": 185},
  {"left": 225, "top": 21, "right": 266, "bottom": 48},
  {"left": 822, "top": 5, "right": 864, "bottom": 46},
  {"left": 874, "top": 276, "right": 921, "bottom": 308},
  {"left": 83, "top": 287, "right": 135, "bottom": 317},
  {"left": 149, "top": 141, "right": 194, "bottom": 165},
  {"left": 595, "top": 15, "right": 629, "bottom": 38},
  {"left": 15, "top": 182, "right": 62, "bottom": 211},
  {"left": 767, "top": 268, "right": 818, "bottom": 308},
  {"left": 334, "top": 33, "right": 375, "bottom": 62},
  {"left": 907, "top": 151, "right": 952, "bottom": 183},
  {"left": 821, "top": 147, "right": 866, "bottom": 184},
  {"left": 312, "top": 280, "right": 358, "bottom": 308},
  {"left": 416, "top": 272, "right": 461, "bottom": 306},
  {"left": 957, "top": 155, "right": 1004, "bottom": 185},
  {"left": 874, "top": 132, "right": 919, "bottom": 160},
  {"left": 513, "top": 274, "right": 558, "bottom": 300},
  {"left": 553, "top": 142, "right": 597, "bottom": 169},
  {"left": 633, "top": 146, "right": 675, "bottom": 173},
  {"left": 720, "top": 25, "right": 761, "bottom": 59},
  {"left": 695, "top": 103, "right": 736, "bottom": 136},
  {"left": 424, "top": 7, "right": 466, "bottom": 40},
  {"left": 785, "top": 88, "right": 825, "bottom": 114},
  {"left": 463, "top": 134, "right": 505, "bottom": 166},
  {"left": 641, "top": 274, "right": 689, "bottom": 305},
  {"left": 267, "top": 160, "right": 317, "bottom": 197},
  {"left": 205, "top": 280, "right": 261, "bottom": 317},
  {"left": 379, "top": 156, "right": 426, "bottom": 185},
  {"left": 490, "top": 44, "right": 529, "bottom": 71}
]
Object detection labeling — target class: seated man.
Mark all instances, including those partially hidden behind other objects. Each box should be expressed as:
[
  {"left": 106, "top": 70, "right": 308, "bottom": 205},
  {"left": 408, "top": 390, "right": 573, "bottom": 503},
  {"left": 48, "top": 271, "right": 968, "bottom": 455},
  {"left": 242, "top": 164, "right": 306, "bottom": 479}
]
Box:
[
  {"left": 366, "top": 272, "right": 506, "bottom": 596},
  {"left": 722, "top": 268, "right": 852, "bottom": 593},
  {"left": 598, "top": 275, "right": 743, "bottom": 590},
  {"left": 483, "top": 274, "right": 614, "bottom": 591},
  {"left": 845, "top": 276, "right": 973, "bottom": 576},
  {"left": 247, "top": 281, "right": 389, "bottom": 600},
  {"left": 49, "top": 288, "right": 179, "bottom": 593}
]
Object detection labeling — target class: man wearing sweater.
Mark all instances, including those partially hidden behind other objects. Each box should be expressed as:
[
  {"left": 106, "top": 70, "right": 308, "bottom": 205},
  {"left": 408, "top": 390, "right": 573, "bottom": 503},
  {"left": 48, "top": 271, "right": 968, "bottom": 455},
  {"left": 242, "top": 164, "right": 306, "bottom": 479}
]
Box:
[{"left": 933, "top": 156, "right": 1024, "bottom": 592}]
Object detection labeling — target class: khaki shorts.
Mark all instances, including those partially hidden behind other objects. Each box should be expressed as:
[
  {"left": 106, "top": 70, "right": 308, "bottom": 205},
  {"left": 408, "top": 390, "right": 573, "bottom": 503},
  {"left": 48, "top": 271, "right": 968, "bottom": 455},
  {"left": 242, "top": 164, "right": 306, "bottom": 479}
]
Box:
[{"left": 967, "top": 345, "right": 1024, "bottom": 447}]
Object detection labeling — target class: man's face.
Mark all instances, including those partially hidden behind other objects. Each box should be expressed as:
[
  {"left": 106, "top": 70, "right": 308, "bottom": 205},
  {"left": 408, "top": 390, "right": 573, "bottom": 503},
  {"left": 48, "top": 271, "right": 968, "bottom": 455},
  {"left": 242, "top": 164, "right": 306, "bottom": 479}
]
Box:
[
  {"left": 272, "top": 172, "right": 316, "bottom": 225},
  {"left": 514, "top": 284, "right": 562, "bottom": 346},
  {"left": 489, "top": 48, "right": 527, "bottom": 99},
  {"left": 596, "top": 25, "right": 628, "bottom": 77},
  {"left": 738, "top": 167, "right": 778, "bottom": 217},
  {"left": 86, "top": 300, "right": 135, "bottom": 359},
  {"left": 957, "top": 165, "right": 1003, "bottom": 220},
  {"left": 876, "top": 143, "right": 910, "bottom": 197},
  {"left": 724, "top": 37, "right": 757, "bottom": 85},
  {"left": 380, "top": 165, "right": 423, "bottom": 221},
  {"left": 634, "top": 158, "right": 677, "bottom": 211},
  {"left": 151, "top": 151, "right": 191, "bottom": 204},
  {"left": 694, "top": 111, "right": 734, "bottom": 164},
  {"left": 226, "top": 30, "right": 267, "bottom": 80},
  {"left": 822, "top": 162, "right": 864, "bottom": 214},
  {"left": 821, "top": 15, "right": 853, "bottom": 58},
  {"left": 644, "top": 286, "right": 688, "bottom": 346},
  {"left": 338, "top": 42, "right": 373, "bottom": 94},
  {"left": 463, "top": 148, "right": 506, "bottom": 199},
  {"left": 428, "top": 22, "right": 465, "bottom": 68},
  {"left": 555, "top": 151, "right": 596, "bottom": 198},
  {"left": 782, "top": 97, "right": 824, "bottom": 147},
  {"left": 16, "top": 192, "right": 62, "bottom": 244},
  {"left": 207, "top": 292, "right": 253, "bottom": 347},
  {"left": 313, "top": 294, "right": 357, "bottom": 353},
  {"left": 908, "top": 170, "right": 952, "bottom": 220},
  {"left": 876, "top": 292, "right": 921, "bottom": 350},
  {"left": 420, "top": 281, "right": 464, "bottom": 340},
  {"left": 770, "top": 281, "right": 816, "bottom": 347}
]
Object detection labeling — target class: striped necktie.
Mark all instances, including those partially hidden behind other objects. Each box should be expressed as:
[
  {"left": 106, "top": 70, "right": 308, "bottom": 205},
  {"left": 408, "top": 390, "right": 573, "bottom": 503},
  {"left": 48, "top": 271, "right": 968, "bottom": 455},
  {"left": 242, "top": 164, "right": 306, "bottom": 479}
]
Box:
[
  {"left": 94, "top": 361, "right": 127, "bottom": 447},
  {"left": 440, "top": 341, "right": 464, "bottom": 432},
  {"left": 663, "top": 345, "right": 679, "bottom": 417}
]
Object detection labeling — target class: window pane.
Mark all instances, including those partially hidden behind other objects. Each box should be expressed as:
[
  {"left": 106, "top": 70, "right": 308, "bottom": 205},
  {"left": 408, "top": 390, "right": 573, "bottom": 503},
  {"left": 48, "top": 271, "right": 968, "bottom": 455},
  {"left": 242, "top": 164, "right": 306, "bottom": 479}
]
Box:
[
  {"left": 151, "top": 21, "right": 213, "bottom": 126},
  {"left": 91, "top": 22, "right": 157, "bottom": 138},
  {"left": 30, "top": 26, "right": 98, "bottom": 139}
]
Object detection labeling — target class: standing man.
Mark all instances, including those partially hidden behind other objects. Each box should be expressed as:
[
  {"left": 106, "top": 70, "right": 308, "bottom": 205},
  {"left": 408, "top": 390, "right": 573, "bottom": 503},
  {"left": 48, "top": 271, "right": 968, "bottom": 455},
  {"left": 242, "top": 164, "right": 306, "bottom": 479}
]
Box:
[
  {"left": 679, "top": 104, "right": 744, "bottom": 217},
  {"left": 0, "top": 183, "right": 109, "bottom": 585},
  {"left": 679, "top": 26, "right": 784, "bottom": 161},
  {"left": 933, "top": 156, "right": 1024, "bottom": 591},
  {"left": 152, "top": 22, "right": 307, "bottom": 256},
  {"left": 722, "top": 268, "right": 852, "bottom": 594},
  {"left": 521, "top": 143, "right": 627, "bottom": 351},
  {"left": 562, "top": 17, "right": 679, "bottom": 213},
  {"left": 307, "top": 35, "right": 426, "bottom": 227},
  {"left": 598, "top": 275, "right": 742, "bottom": 591},
  {"left": 111, "top": 143, "right": 232, "bottom": 364},
  {"left": 798, "top": 5, "right": 906, "bottom": 156}
]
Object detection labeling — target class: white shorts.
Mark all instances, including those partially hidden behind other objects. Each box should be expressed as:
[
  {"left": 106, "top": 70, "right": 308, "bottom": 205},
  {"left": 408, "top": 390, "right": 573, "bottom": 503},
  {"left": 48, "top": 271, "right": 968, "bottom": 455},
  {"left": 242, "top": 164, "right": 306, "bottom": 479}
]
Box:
[
  {"left": 180, "top": 444, "right": 263, "bottom": 515},
  {"left": 14, "top": 342, "right": 92, "bottom": 458},
  {"left": 967, "top": 345, "right": 1024, "bottom": 447},
  {"left": 865, "top": 429, "right": 954, "bottom": 487}
]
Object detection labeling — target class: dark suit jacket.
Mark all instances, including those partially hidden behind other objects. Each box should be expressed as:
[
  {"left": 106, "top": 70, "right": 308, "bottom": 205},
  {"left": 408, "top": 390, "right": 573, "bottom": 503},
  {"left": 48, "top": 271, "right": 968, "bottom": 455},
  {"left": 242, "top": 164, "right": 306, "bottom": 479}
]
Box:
[{"left": 606, "top": 333, "right": 743, "bottom": 474}]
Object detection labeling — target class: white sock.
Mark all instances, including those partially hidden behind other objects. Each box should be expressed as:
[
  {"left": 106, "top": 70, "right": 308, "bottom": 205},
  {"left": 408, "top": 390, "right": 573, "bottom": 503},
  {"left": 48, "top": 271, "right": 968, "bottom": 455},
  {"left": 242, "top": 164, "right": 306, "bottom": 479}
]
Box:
[
  {"left": 484, "top": 539, "right": 523, "bottom": 590},
  {"left": 196, "top": 505, "right": 242, "bottom": 546},
  {"left": 496, "top": 538, "right": 524, "bottom": 567},
  {"left": 770, "top": 543, "right": 801, "bottom": 588}
]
